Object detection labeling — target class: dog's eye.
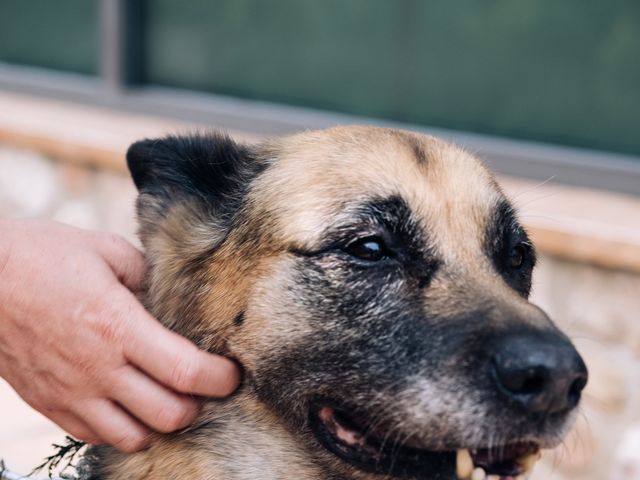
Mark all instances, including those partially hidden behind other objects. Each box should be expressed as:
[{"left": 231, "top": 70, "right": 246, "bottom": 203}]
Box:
[
  {"left": 344, "top": 237, "right": 389, "bottom": 262},
  {"left": 509, "top": 244, "right": 528, "bottom": 269}
]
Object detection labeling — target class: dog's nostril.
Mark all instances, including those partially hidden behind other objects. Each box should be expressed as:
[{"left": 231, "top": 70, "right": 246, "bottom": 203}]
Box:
[
  {"left": 492, "top": 362, "right": 551, "bottom": 403},
  {"left": 491, "top": 332, "right": 588, "bottom": 415},
  {"left": 496, "top": 366, "right": 548, "bottom": 396}
]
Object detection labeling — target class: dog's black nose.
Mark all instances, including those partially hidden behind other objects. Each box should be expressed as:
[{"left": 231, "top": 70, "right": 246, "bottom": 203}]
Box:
[{"left": 491, "top": 332, "right": 588, "bottom": 414}]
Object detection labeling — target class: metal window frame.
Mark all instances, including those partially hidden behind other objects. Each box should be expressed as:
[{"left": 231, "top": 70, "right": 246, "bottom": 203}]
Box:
[{"left": 1, "top": 0, "right": 639, "bottom": 196}]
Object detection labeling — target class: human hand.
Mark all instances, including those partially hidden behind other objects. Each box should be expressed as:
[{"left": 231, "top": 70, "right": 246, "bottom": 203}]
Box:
[{"left": 0, "top": 219, "right": 240, "bottom": 452}]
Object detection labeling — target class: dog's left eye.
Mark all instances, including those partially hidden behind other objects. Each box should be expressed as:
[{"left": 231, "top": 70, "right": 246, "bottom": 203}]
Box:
[
  {"left": 509, "top": 244, "right": 528, "bottom": 269},
  {"left": 344, "top": 237, "right": 389, "bottom": 262}
]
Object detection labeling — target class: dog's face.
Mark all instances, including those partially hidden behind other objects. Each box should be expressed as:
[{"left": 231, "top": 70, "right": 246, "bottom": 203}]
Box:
[{"left": 128, "top": 126, "right": 587, "bottom": 480}]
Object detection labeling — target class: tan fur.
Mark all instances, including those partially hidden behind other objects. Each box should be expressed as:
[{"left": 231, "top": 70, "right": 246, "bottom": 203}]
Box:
[
  {"left": 96, "top": 398, "right": 325, "bottom": 480},
  {"left": 141, "top": 126, "right": 531, "bottom": 352},
  {"left": 254, "top": 127, "right": 500, "bottom": 266},
  {"left": 84, "top": 126, "right": 572, "bottom": 479}
]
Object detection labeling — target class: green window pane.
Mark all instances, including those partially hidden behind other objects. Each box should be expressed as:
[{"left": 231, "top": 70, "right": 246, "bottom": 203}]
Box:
[
  {"left": 142, "top": 0, "right": 640, "bottom": 156},
  {"left": 0, "top": 0, "right": 98, "bottom": 75}
]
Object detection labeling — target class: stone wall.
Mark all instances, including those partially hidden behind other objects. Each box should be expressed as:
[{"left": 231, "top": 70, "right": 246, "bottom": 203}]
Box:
[
  {"left": 532, "top": 257, "right": 640, "bottom": 479},
  {"left": 1, "top": 144, "right": 639, "bottom": 479},
  {"left": 0, "top": 145, "right": 138, "bottom": 242}
]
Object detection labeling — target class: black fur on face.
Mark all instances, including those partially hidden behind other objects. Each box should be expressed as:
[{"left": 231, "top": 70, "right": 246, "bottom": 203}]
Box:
[
  {"left": 250, "top": 193, "right": 576, "bottom": 476},
  {"left": 486, "top": 200, "right": 537, "bottom": 297},
  {"left": 289, "top": 196, "right": 441, "bottom": 290},
  {"left": 123, "top": 130, "right": 584, "bottom": 480}
]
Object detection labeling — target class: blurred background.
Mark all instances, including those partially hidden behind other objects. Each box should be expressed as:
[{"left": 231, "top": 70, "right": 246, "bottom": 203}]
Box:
[{"left": 0, "top": 1, "right": 639, "bottom": 479}]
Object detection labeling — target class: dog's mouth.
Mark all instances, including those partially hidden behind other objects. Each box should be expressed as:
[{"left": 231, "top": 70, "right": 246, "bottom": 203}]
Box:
[{"left": 310, "top": 405, "right": 541, "bottom": 480}]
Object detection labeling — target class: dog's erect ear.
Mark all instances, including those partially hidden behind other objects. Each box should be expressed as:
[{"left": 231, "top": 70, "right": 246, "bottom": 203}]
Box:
[{"left": 127, "top": 132, "right": 261, "bottom": 223}]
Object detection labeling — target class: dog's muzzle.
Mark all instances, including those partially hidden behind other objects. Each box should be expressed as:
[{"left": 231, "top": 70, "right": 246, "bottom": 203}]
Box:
[
  {"left": 308, "top": 329, "right": 587, "bottom": 480},
  {"left": 310, "top": 404, "right": 542, "bottom": 480}
]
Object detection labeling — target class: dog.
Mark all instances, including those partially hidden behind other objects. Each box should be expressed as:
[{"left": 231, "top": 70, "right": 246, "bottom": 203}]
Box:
[{"left": 78, "top": 126, "right": 587, "bottom": 480}]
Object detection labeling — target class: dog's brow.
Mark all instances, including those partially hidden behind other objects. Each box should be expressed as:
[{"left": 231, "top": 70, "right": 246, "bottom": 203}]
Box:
[
  {"left": 332, "top": 196, "right": 432, "bottom": 253},
  {"left": 353, "top": 196, "right": 419, "bottom": 233},
  {"left": 286, "top": 195, "right": 426, "bottom": 255},
  {"left": 487, "top": 201, "right": 524, "bottom": 245},
  {"left": 485, "top": 199, "right": 537, "bottom": 296}
]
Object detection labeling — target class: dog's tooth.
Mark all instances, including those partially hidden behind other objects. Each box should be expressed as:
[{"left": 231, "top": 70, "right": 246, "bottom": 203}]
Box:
[
  {"left": 456, "top": 449, "right": 474, "bottom": 479},
  {"left": 470, "top": 467, "right": 486, "bottom": 480},
  {"left": 520, "top": 450, "right": 542, "bottom": 472}
]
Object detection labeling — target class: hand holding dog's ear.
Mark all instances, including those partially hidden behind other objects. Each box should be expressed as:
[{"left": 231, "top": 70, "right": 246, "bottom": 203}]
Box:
[{"left": 0, "top": 219, "right": 241, "bottom": 452}]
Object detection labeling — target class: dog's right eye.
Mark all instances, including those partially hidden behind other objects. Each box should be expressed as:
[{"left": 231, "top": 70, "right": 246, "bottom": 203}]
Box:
[{"left": 343, "top": 237, "right": 389, "bottom": 262}]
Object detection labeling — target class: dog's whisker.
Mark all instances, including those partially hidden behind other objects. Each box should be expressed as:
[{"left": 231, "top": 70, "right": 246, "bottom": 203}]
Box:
[
  {"left": 517, "top": 213, "right": 566, "bottom": 223},
  {"left": 383, "top": 421, "right": 410, "bottom": 477},
  {"left": 507, "top": 175, "right": 557, "bottom": 204}
]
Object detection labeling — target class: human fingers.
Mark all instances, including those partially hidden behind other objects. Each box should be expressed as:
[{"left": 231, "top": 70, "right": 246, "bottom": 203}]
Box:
[
  {"left": 122, "top": 294, "right": 241, "bottom": 397},
  {"left": 94, "top": 232, "right": 146, "bottom": 292},
  {"left": 78, "top": 399, "right": 153, "bottom": 453},
  {"left": 45, "top": 410, "right": 102, "bottom": 445},
  {"left": 110, "top": 365, "right": 201, "bottom": 433}
]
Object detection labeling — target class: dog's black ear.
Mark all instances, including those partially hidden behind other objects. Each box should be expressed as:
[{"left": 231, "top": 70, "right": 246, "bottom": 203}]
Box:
[{"left": 127, "top": 132, "right": 260, "bottom": 222}]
